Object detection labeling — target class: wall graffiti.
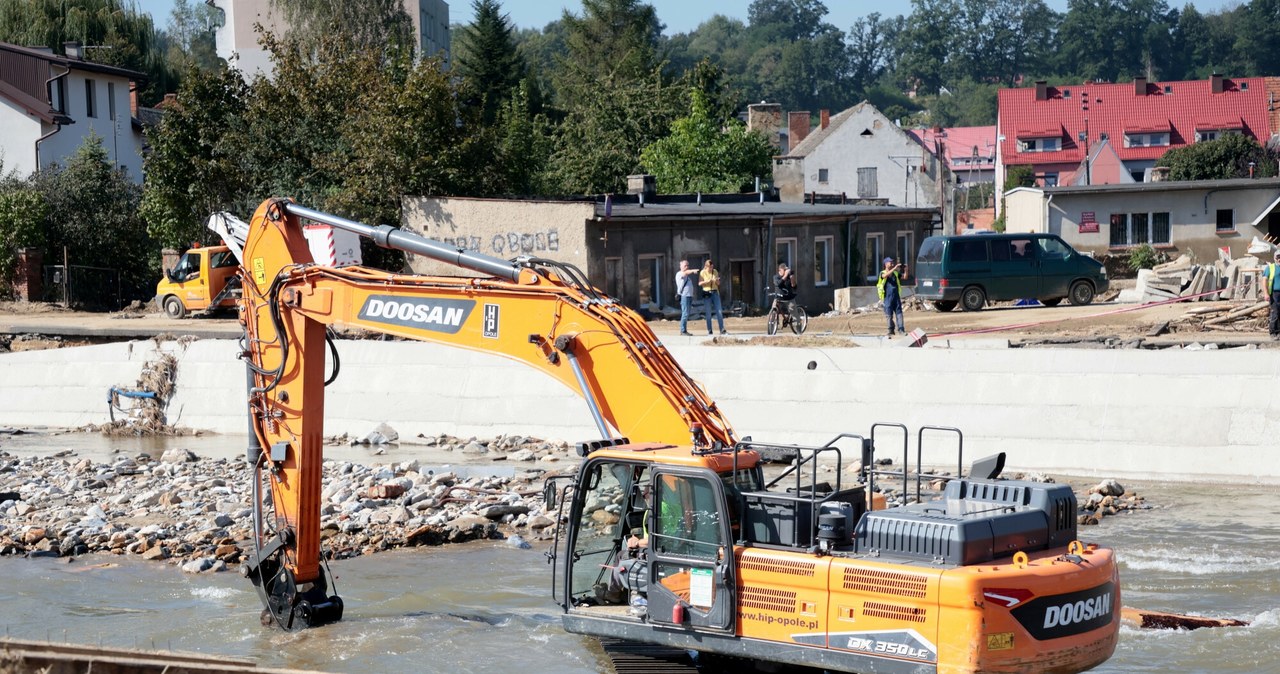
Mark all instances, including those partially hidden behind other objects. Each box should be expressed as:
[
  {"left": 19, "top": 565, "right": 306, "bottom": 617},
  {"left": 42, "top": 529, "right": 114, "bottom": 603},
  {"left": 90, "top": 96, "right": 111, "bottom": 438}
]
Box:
[
  {"left": 491, "top": 230, "right": 560, "bottom": 255},
  {"left": 439, "top": 230, "right": 561, "bottom": 255},
  {"left": 441, "top": 236, "right": 482, "bottom": 251}
]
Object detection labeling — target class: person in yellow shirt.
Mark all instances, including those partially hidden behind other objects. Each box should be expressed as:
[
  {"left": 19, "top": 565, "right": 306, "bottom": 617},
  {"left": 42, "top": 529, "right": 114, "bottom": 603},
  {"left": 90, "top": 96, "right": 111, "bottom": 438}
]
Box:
[{"left": 699, "top": 260, "right": 727, "bottom": 335}]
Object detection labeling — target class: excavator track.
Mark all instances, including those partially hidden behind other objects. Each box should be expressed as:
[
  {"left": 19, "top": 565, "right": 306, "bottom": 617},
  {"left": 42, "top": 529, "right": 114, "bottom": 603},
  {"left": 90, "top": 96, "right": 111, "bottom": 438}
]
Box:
[{"left": 600, "top": 639, "right": 700, "bottom": 674}]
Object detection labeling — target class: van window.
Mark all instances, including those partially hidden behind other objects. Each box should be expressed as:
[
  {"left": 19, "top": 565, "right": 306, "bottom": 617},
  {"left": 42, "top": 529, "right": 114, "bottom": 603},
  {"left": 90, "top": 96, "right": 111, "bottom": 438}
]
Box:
[
  {"left": 917, "top": 238, "right": 944, "bottom": 263},
  {"left": 993, "top": 238, "right": 1035, "bottom": 262},
  {"left": 1037, "top": 237, "right": 1072, "bottom": 260},
  {"left": 950, "top": 239, "right": 988, "bottom": 263}
]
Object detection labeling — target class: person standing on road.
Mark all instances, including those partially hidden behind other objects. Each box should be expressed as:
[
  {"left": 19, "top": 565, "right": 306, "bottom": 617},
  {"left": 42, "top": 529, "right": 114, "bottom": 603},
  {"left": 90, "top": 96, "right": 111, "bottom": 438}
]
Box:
[
  {"left": 1261, "top": 250, "right": 1280, "bottom": 340},
  {"left": 699, "top": 260, "right": 727, "bottom": 335},
  {"left": 878, "top": 256, "right": 906, "bottom": 337},
  {"left": 675, "top": 260, "right": 698, "bottom": 336}
]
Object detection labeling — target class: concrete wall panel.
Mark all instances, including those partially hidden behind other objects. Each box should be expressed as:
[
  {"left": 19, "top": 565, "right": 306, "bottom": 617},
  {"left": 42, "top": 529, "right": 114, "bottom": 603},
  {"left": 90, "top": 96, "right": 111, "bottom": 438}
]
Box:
[{"left": 4, "top": 340, "right": 1280, "bottom": 482}]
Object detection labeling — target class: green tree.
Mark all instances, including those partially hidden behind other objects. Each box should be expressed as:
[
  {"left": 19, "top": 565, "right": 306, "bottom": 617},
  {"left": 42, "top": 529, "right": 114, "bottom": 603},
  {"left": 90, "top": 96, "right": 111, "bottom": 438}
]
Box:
[
  {"left": 640, "top": 89, "right": 773, "bottom": 194},
  {"left": 847, "top": 13, "right": 902, "bottom": 98},
  {"left": 547, "top": 0, "right": 682, "bottom": 195},
  {"left": 495, "top": 80, "right": 554, "bottom": 196},
  {"left": 142, "top": 30, "right": 497, "bottom": 265},
  {"left": 0, "top": 183, "right": 48, "bottom": 292},
  {"left": 140, "top": 65, "right": 250, "bottom": 249},
  {"left": 30, "top": 135, "right": 152, "bottom": 296},
  {"left": 1056, "top": 0, "right": 1175, "bottom": 82},
  {"left": 162, "top": 0, "right": 220, "bottom": 72},
  {"left": 455, "top": 0, "right": 525, "bottom": 125},
  {"left": 925, "top": 78, "right": 998, "bottom": 127},
  {"left": 268, "top": 0, "right": 413, "bottom": 53},
  {"left": 1235, "top": 0, "right": 1280, "bottom": 76},
  {"left": 894, "top": 0, "right": 959, "bottom": 95},
  {"left": 1159, "top": 134, "right": 1279, "bottom": 181}
]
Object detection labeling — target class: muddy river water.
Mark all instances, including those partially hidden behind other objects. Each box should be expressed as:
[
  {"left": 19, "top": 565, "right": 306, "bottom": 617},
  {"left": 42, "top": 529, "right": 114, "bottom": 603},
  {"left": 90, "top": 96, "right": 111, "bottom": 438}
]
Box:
[{"left": 1, "top": 432, "right": 1277, "bottom": 673}]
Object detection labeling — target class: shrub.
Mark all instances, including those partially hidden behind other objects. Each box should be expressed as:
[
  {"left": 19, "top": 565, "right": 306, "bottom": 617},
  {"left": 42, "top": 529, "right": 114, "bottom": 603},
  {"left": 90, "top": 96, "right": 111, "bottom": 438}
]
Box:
[{"left": 1127, "top": 243, "right": 1159, "bottom": 272}]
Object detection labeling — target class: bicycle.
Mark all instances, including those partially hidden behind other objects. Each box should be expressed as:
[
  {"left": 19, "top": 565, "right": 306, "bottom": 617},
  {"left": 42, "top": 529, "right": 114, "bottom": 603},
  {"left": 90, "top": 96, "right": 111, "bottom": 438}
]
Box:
[{"left": 765, "top": 293, "right": 808, "bottom": 335}]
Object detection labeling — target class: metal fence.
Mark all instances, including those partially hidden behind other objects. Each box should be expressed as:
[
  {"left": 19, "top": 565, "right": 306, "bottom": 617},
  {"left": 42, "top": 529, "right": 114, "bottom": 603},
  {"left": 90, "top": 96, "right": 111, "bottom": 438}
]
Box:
[{"left": 43, "top": 264, "right": 122, "bottom": 310}]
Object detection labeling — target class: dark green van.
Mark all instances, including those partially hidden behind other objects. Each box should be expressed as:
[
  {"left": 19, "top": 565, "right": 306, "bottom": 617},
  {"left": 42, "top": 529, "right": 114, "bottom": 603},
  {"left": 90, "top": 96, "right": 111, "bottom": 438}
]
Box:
[{"left": 913, "top": 233, "right": 1108, "bottom": 311}]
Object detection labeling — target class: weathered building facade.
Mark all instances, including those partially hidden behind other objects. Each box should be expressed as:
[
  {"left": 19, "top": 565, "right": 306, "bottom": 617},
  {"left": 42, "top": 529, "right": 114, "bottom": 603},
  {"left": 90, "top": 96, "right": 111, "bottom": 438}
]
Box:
[
  {"left": 1003, "top": 178, "right": 1280, "bottom": 261},
  {"left": 772, "top": 103, "right": 953, "bottom": 234},
  {"left": 0, "top": 42, "right": 146, "bottom": 181},
  {"left": 402, "top": 195, "right": 937, "bottom": 315}
]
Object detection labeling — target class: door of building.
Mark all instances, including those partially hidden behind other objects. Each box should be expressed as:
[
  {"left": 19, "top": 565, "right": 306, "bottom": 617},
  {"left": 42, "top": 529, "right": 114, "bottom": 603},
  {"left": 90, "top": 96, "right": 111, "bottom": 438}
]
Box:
[{"left": 730, "top": 260, "right": 755, "bottom": 309}]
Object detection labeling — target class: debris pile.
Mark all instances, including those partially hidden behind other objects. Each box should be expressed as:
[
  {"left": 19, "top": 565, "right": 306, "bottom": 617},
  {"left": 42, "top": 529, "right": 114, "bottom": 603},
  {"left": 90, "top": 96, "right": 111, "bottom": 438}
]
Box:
[
  {"left": 0, "top": 437, "right": 573, "bottom": 571},
  {"left": 1076, "top": 478, "right": 1149, "bottom": 525}
]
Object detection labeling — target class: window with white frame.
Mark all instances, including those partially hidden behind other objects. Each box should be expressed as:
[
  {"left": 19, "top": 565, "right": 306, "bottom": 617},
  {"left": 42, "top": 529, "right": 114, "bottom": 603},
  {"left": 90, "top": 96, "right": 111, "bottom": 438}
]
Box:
[
  {"left": 776, "top": 237, "right": 796, "bottom": 271},
  {"left": 1124, "top": 132, "right": 1170, "bottom": 148},
  {"left": 817, "top": 168, "right": 829, "bottom": 183},
  {"left": 895, "top": 231, "right": 915, "bottom": 273},
  {"left": 107, "top": 81, "right": 116, "bottom": 121},
  {"left": 814, "top": 236, "right": 833, "bottom": 286},
  {"left": 864, "top": 233, "right": 884, "bottom": 282},
  {"left": 1110, "top": 211, "right": 1172, "bottom": 246},
  {"left": 1017, "top": 137, "right": 1061, "bottom": 152},
  {"left": 1195, "top": 128, "right": 1240, "bottom": 142}
]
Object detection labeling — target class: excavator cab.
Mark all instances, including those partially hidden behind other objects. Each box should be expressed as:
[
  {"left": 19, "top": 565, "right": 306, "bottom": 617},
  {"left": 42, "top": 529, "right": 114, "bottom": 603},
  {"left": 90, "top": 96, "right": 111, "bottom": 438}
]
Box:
[{"left": 555, "top": 445, "right": 758, "bottom": 635}]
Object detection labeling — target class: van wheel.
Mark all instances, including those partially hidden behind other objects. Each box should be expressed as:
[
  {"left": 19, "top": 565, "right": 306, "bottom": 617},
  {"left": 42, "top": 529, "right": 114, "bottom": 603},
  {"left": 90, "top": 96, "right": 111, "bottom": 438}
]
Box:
[
  {"left": 1041, "top": 298, "right": 1063, "bottom": 307},
  {"left": 1069, "top": 281, "right": 1095, "bottom": 306},
  {"left": 960, "top": 287, "right": 986, "bottom": 311},
  {"left": 933, "top": 300, "right": 957, "bottom": 312},
  {"left": 163, "top": 295, "right": 187, "bottom": 319}
]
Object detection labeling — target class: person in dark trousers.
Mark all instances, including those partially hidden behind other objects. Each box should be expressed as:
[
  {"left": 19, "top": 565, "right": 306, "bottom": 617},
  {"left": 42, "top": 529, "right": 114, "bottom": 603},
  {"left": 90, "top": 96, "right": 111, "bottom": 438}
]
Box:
[
  {"left": 1261, "top": 250, "right": 1280, "bottom": 340},
  {"left": 675, "top": 259, "right": 698, "bottom": 336},
  {"left": 878, "top": 256, "right": 905, "bottom": 337},
  {"left": 699, "top": 259, "right": 727, "bottom": 335}
]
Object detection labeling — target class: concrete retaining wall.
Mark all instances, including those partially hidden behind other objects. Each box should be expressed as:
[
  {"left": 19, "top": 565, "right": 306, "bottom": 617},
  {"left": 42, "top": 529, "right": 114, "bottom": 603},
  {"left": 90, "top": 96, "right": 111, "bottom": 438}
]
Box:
[{"left": 3, "top": 339, "right": 1279, "bottom": 483}]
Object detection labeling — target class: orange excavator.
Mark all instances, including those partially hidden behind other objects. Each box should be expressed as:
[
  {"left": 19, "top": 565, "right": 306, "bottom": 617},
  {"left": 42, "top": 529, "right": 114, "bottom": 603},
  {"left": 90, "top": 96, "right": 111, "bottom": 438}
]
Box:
[{"left": 225, "top": 198, "right": 1119, "bottom": 673}]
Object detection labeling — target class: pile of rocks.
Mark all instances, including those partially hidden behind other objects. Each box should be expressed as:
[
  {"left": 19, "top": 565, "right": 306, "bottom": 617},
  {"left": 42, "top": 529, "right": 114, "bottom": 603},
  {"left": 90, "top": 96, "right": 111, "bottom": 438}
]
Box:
[
  {"left": 0, "top": 437, "right": 574, "bottom": 573},
  {"left": 1077, "top": 478, "right": 1148, "bottom": 525}
]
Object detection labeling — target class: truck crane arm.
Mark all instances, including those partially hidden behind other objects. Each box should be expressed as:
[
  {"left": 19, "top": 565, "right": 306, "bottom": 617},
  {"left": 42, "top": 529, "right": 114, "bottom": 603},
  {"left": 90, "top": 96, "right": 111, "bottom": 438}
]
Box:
[{"left": 229, "top": 198, "right": 734, "bottom": 629}]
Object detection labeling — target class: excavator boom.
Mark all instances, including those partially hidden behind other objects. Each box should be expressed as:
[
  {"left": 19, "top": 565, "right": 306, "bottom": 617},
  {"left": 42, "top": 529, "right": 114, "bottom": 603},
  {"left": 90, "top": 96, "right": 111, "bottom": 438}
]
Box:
[{"left": 228, "top": 198, "right": 732, "bottom": 628}]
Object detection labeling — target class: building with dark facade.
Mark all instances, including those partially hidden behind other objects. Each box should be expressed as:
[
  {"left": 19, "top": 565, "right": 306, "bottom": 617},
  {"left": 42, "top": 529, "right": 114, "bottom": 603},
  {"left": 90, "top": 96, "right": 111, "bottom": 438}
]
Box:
[{"left": 402, "top": 194, "right": 938, "bottom": 315}]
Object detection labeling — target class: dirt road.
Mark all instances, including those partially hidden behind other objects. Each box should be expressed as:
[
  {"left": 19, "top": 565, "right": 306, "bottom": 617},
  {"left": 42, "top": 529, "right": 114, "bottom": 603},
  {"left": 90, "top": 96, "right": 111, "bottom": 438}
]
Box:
[{"left": 0, "top": 295, "right": 1272, "bottom": 349}]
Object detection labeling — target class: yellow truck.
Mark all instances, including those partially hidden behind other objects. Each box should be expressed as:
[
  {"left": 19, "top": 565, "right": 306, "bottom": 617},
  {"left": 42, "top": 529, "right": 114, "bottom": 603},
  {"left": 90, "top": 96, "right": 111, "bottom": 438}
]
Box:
[
  {"left": 155, "top": 213, "right": 362, "bottom": 318},
  {"left": 154, "top": 244, "right": 241, "bottom": 318}
]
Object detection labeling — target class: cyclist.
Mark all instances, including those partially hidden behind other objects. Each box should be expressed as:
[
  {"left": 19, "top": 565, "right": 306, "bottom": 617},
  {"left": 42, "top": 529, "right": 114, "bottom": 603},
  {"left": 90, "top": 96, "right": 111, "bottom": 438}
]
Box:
[{"left": 773, "top": 262, "right": 797, "bottom": 311}]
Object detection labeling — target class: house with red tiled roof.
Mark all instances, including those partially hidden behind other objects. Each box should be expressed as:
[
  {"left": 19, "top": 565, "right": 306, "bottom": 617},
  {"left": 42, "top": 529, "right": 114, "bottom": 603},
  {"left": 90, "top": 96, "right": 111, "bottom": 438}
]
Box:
[
  {"left": 0, "top": 41, "right": 146, "bottom": 181},
  {"left": 910, "top": 125, "right": 996, "bottom": 184},
  {"left": 996, "top": 74, "right": 1272, "bottom": 212}
]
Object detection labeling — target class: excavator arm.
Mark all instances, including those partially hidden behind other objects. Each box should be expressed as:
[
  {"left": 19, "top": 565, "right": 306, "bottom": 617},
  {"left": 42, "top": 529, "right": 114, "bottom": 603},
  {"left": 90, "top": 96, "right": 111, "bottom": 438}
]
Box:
[{"left": 229, "top": 198, "right": 734, "bottom": 629}]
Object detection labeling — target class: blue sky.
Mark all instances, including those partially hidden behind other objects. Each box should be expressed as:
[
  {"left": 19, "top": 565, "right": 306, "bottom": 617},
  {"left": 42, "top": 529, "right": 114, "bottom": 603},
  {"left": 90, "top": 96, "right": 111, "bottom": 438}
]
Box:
[{"left": 137, "top": 0, "right": 1245, "bottom": 34}]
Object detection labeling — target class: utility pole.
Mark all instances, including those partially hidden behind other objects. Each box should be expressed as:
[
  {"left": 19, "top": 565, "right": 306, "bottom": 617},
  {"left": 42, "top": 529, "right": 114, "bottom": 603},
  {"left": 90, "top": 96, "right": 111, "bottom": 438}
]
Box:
[{"left": 1079, "top": 91, "right": 1100, "bottom": 185}]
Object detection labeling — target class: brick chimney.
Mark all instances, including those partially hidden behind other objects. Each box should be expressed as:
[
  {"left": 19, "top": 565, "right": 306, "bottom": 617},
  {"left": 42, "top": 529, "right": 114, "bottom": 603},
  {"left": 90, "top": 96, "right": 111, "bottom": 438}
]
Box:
[
  {"left": 1134, "top": 76, "right": 1147, "bottom": 96},
  {"left": 1211, "top": 73, "right": 1224, "bottom": 94},
  {"left": 789, "top": 111, "right": 811, "bottom": 147},
  {"left": 819, "top": 109, "right": 830, "bottom": 130},
  {"left": 130, "top": 83, "right": 138, "bottom": 117},
  {"left": 1035, "top": 81, "right": 1048, "bottom": 101}
]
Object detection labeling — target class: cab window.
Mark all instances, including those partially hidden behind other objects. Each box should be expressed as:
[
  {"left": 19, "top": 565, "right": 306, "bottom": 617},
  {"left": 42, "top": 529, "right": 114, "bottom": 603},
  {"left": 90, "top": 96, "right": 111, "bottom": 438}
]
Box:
[{"left": 1037, "top": 237, "right": 1072, "bottom": 260}]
